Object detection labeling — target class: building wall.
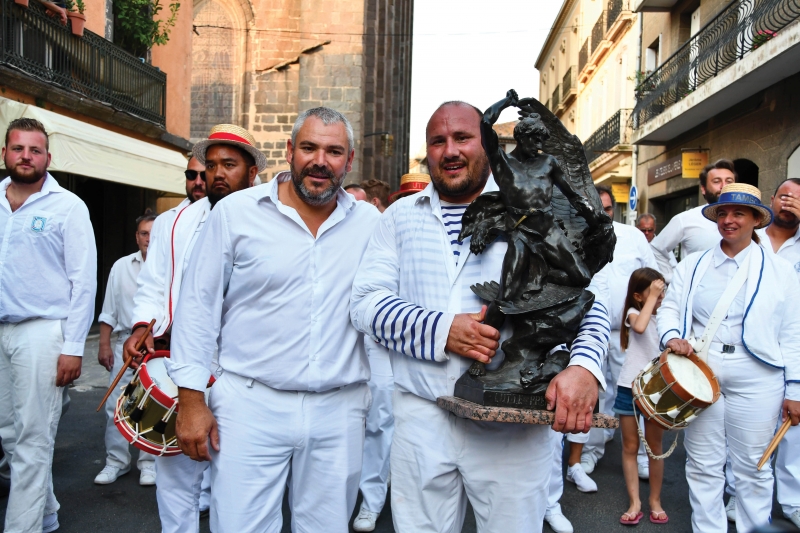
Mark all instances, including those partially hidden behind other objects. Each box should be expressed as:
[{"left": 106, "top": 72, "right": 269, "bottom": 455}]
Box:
[
  {"left": 637, "top": 72, "right": 800, "bottom": 219},
  {"left": 190, "top": 0, "right": 413, "bottom": 187},
  {"left": 151, "top": 0, "right": 194, "bottom": 139}
]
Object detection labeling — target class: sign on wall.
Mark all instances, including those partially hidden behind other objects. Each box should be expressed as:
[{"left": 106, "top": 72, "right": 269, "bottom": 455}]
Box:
[
  {"left": 647, "top": 156, "right": 682, "bottom": 185},
  {"left": 682, "top": 150, "right": 709, "bottom": 178}
]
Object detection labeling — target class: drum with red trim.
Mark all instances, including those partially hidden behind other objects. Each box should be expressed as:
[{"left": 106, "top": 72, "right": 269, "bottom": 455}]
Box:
[{"left": 114, "top": 350, "right": 213, "bottom": 456}]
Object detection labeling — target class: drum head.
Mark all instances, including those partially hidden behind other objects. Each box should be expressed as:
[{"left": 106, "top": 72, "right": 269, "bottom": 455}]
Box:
[
  {"left": 142, "top": 357, "right": 179, "bottom": 400},
  {"left": 666, "top": 353, "right": 714, "bottom": 403}
]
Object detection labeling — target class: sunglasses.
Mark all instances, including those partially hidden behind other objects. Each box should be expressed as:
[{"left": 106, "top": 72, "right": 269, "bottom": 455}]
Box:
[{"left": 184, "top": 170, "right": 206, "bottom": 181}]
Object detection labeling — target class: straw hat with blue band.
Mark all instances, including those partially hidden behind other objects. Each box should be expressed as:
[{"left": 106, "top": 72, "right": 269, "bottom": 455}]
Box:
[
  {"left": 192, "top": 124, "right": 268, "bottom": 174},
  {"left": 701, "top": 183, "right": 773, "bottom": 229}
]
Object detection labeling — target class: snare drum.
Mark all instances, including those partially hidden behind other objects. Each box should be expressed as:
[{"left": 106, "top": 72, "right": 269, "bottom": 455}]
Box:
[
  {"left": 114, "top": 351, "right": 188, "bottom": 456},
  {"left": 633, "top": 350, "right": 720, "bottom": 430}
]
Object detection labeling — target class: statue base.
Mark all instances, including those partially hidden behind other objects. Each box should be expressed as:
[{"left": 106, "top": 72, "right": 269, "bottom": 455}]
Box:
[
  {"left": 454, "top": 370, "right": 550, "bottom": 409},
  {"left": 437, "top": 396, "right": 618, "bottom": 429}
]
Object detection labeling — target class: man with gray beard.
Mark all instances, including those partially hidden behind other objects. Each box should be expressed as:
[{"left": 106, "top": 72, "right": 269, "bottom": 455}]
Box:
[{"left": 168, "top": 107, "right": 380, "bottom": 532}]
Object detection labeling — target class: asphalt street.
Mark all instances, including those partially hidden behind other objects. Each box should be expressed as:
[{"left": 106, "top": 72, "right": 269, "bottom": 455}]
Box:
[{"left": 0, "top": 334, "right": 797, "bottom": 532}]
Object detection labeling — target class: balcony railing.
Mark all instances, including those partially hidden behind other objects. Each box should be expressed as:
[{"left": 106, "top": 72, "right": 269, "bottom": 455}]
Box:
[
  {"left": 562, "top": 66, "right": 575, "bottom": 95},
  {"left": 607, "top": 0, "right": 624, "bottom": 31},
  {"left": 552, "top": 84, "right": 561, "bottom": 111},
  {"left": 579, "top": 39, "right": 589, "bottom": 73},
  {"left": 583, "top": 109, "right": 632, "bottom": 165},
  {"left": 632, "top": 0, "right": 800, "bottom": 129},
  {"left": 592, "top": 11, "right": 607, "bottom": 51},
  {"left": 1, "top": 0, "right": 167, "bottom": 126}
]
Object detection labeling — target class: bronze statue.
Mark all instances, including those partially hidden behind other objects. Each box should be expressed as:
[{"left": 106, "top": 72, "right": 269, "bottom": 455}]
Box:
[{"left": 454, "top": 90, "right": 615, "bottom": 408}]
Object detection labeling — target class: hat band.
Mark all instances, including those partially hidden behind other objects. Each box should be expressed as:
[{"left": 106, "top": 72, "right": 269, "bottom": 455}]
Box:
[
  {"left": 208, "top": 131, "right": 254, "bottom": 147},
  {"left": 718, "top": 192, "right": 761, "bottom": 206},
  {"left": 399, "top": 182, "right": 428, "bottom": 193}
]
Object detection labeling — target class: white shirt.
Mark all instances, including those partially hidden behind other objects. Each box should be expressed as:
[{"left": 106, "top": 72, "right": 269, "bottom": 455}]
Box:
[
  {"left": 98, "top": 251, "right": 143, "bottom": 334},
  {"left": 603, "top": 221, "right": 658, "bottom": 330},
  {"left": 169, "top": 175, "right": 381, "bottom": 392},
  {"left": 691, "top": 244, "right": 749, "bottom": 346},
  {"left": 0, "top": 173, "right": 96, "bottom": 356},
  {"left": 757, "top": 227, "right": 800, "bottom": 276},
  {"left": 350, "top": 178, "right": 610, "bottom": 402},
  {"left": 130, "top": 197, "right": 209, "bottom": 337},
  {"left": 618, "top": 307, "right": 660, "bottom": 388},
  {"left": 650, "top": 204, "right": 719, "bottom": 282}
]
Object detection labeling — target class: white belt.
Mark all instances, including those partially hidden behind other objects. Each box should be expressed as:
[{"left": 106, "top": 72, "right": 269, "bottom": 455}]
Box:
[{"left": 709, "top": 342, "right": 746, "bottom": 354}]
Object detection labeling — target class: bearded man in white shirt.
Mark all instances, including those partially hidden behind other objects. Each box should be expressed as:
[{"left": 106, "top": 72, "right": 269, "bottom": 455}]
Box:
[
  {"left": 753, "top": 177, "right": 800, "bottom": 528},
  {"left": 650, "top": 159, "right": 736, "bottom": 281},
  {"left": 350, "top": 101, "right": 610, "bottom": 533},
  {"left": 94, "top": 213, "right": 157, "bottom": 487},
  {"left": 0, "top": 118, "right": 97, "bottom": 533},
  {"left": 123, "top": 124, "right": 261, "bottom": 533},
  {"left": 169, "top": 108, "right": 380, "bottom": 533}
]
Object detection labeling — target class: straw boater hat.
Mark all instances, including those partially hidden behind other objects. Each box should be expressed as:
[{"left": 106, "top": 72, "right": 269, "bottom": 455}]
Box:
[
  {"left": 192, "top": 124, "right": 267, "bottom": 173},
  {"left": 389, "top": 173, "right": 431, "bottom": 202},
  {"left": 701, "top": 183, "right": 773, "bottom": 229}
]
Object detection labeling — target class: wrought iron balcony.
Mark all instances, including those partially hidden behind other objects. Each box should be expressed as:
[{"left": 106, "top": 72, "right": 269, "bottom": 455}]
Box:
[
  {"left": 632, "top": 0, "right": 800, "bottom": 129},
  {"left": 583, "top": 109, "right": 632, "bottom": 165},
  {"left": 592, "top": 11, "right": 607, "bottom": 52},
  {"left": 1, "top": 0, "right": 167, "bottom": 126},
  {"left": 607, "top": 0, "right": 624, "bottom": 32},
  {"left": 562, "top": 66, "right": 577, "bottom": 107},
  {"left": 579, "top": 39, "right": 589, "bottom": 73},
  {"left": 552, "top": 84, "right": 561, "bottom": 112}
]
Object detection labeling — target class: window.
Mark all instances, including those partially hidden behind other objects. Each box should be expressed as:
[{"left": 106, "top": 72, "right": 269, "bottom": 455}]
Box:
[{"left": 645, "top": 36, "right": 661, "bottom": 72}]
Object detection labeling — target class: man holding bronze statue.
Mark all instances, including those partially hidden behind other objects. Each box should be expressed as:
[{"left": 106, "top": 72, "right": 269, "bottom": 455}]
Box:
[{"left": 350, "top": 93, "right": 612, "bottom": 533}]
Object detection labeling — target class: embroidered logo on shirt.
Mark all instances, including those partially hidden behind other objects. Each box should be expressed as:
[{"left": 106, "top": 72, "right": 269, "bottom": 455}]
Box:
[
  {"left": 31, "top": 216, "right": 47, "bottom": 232},
  {"left": 794, "top": 261, "right": 800, "bottom": 273}
]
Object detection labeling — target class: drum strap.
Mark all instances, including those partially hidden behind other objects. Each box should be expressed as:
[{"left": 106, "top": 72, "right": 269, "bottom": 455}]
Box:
[{"left": 690, "top": 251, "right": 751, "bottom": 362}]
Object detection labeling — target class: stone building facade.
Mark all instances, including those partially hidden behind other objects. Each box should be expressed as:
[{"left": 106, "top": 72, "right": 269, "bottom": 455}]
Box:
[{"left": 191, "top": 0, "right": 414, "bottom": 188}]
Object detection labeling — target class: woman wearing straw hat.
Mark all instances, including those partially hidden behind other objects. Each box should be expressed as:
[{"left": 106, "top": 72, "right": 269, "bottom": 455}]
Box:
[{"left": 657, "top": 183, "right": 800, "bottom": 533}]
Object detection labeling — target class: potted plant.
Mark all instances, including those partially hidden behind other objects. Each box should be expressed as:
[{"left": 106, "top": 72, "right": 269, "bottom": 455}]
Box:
[
  {"left": 113, "top": 0, "right": 180, "bottom": 59},
  {"left": 65, "top": 0, "right": 86, "bottom": 36}
]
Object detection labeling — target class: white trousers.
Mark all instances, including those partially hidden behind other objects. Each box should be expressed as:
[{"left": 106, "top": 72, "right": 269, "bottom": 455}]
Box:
[
  {"left": 684, "top": 349, "right": 784, "bottom": 533},
  {"left": 208, "top": 371, "right": 370, "bottom": 533},
  {"left": 359, "top": 342, "right": 394, "bottom": 514},
  {"left": 155, "top": 453, "right": 207, "bottom": 533},
  {"left": 104, "top": 335, "right": 155, "bottom": 471},
  {"left": 547, "top": 430, "right": 564, "bottom": 516},
  {"left": 391, "top": 389, "right": 551, "bottom": 533},
  {"left": 0, "top": 319, "right": 64, "bottom": 533}
]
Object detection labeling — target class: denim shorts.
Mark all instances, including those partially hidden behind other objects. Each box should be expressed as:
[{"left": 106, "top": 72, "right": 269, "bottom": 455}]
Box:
[{"left": 613, "top": 385, "right": 642, "bottom": 417}]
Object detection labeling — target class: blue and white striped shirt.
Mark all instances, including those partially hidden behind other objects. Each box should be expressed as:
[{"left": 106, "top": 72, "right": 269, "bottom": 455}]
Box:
[
  {"left": 440, "top": 201, "right": 469, "bottom": 264},
  {"left": 350, "top": 177, "right": 608, "bottom": 401}
]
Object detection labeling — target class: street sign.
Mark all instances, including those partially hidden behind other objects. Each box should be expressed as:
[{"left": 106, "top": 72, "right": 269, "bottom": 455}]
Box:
[{"left": 629, "top": 185, "right": 638, "bottom": 211}]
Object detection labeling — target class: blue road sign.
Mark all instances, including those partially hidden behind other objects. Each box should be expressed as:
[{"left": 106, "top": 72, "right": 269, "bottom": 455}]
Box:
[{"left": 629, "top": 185, "right": 638, "bottom": 211}]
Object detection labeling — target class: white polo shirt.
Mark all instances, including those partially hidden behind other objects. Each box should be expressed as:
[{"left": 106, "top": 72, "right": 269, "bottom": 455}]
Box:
[
  {"left": 169, "top": 175, "right": 381, "bottom": 392},
  {"left": 757, "top": 226, "right": 800, "bottom": 276},
  {"left": 0, "top": 173, "right": 96, "bottom": 356},
  {"left": 98, "top": 251, "right": 143, "bottom": 335},
  {"left": 650, "top": 204, "right": 720, "bottom": 282}
]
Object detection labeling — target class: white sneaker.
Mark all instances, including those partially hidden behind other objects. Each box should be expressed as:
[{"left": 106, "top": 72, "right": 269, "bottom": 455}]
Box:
[
  {"left": 545, "top": 510, "right": 574, "bottom": 533},
  {"left": 94, "top": 464, "right": 130, "bottom": 485},
  {"left": 352, "top": 507, "right": 379, "bottom": 532},
  {"left": 580, "top": 454, "right": 597, "bottom": 474},
  {"left": 638, "top": 462, "right": 650, "bottom": 480},
  {"left": 787, "top": 510, "right": 800, "bottom": 528},
  {"left": 566, "top": 464, "right": 597, "bottom": 493},
  {"left": 42, "top": 512, "right": 59, "bottom": 532},
  {"left": 139, "top": 465, "right": 156, "bottom": 486},
  {"left": 725, "top": 496, "right": 736, "bottom": 522}
]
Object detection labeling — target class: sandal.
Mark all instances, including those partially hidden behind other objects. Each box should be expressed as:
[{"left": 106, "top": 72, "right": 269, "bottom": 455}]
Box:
[
  {"left": 650, "top": 511, "right": 669, "bottom": 524},
  {"left": 620, "top": 511, "right": 644, "bottom": 525}
]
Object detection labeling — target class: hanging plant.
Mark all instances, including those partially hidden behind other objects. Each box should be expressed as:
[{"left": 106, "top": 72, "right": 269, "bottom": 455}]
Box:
[
  {"left": 64, "top": 0, "right": 86, "bottom": 36},
  {"left": 113, "top": 0, "right": 180, "bottom": 58}
]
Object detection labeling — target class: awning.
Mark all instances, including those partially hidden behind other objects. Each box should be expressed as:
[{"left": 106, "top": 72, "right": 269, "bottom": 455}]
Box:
[{"left": 0, "top": 97, "right": 186, "bottom": 194}]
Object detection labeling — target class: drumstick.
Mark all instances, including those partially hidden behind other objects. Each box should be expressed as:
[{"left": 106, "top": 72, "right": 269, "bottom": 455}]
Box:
[
  {"left": 95, "top": 319, "right": 156, "bottom": 412},
  {"left": 757, "top": 417, "right": 792, "bottom": 470}
]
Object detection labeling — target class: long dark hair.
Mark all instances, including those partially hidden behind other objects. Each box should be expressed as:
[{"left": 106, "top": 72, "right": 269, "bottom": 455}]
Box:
[{"left": 620, "top": 267, "right": 665, "bottom": 350}]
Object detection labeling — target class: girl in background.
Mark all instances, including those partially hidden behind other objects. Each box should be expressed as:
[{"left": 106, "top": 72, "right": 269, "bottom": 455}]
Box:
[{"left": 615, "top": 267, "right": 668, "bottom": 525}]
